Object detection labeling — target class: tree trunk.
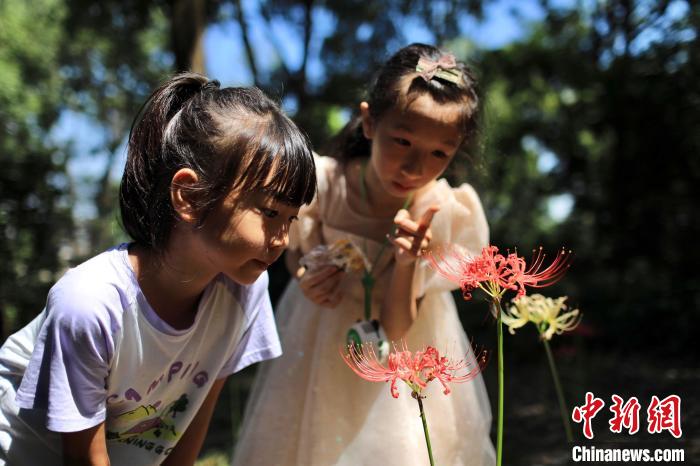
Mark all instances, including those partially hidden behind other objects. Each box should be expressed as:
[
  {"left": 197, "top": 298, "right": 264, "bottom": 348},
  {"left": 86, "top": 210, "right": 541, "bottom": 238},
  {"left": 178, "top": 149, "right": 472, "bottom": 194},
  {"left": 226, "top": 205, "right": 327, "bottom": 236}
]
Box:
[{"left": 171, "top": 0, "right": 206, "bottom": 73}]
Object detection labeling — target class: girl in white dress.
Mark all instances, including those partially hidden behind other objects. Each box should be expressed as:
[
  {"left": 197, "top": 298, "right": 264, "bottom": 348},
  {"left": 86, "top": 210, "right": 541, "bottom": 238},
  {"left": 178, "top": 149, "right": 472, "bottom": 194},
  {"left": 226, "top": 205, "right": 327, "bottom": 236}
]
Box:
[{"left": 232, "top": 43, "right": 496, "bottom": 466}]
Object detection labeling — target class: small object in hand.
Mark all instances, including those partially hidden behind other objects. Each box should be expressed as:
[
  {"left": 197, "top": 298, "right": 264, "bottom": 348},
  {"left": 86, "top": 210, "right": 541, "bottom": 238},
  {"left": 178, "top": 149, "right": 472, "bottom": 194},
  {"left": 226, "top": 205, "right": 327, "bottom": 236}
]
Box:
[
  {"left": 346, "top": 319, "right": 390, "bottom": 361},
  {"left": 300, "top": 239, "right": 370, "bottom": 273}
]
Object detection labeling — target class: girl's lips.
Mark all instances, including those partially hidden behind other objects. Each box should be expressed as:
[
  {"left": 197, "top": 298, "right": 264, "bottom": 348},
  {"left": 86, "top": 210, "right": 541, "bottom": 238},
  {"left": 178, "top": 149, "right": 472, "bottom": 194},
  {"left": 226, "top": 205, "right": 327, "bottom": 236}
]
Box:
[{"left": 392, "top": 180, "right": 416, "bottom": 191}]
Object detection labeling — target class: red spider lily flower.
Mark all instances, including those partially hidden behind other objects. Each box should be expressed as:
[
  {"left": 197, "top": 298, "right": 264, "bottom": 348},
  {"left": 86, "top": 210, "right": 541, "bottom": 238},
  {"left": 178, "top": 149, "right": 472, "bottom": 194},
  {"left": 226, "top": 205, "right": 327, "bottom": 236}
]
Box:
[
  {"left": 424, "top": 245, "right": 505, "bottom": 300},
  {"left": 341, "top": 342, "right": 488, "bottom": 398},
  {"left": 426, "top": 245, "right": 571, "bottom": 301},
  {"left": 512, "top": 247, "right": 572, "bottom": 296},
  {"left": 421, "top": 346, "right": 489, "bottom": 395}
]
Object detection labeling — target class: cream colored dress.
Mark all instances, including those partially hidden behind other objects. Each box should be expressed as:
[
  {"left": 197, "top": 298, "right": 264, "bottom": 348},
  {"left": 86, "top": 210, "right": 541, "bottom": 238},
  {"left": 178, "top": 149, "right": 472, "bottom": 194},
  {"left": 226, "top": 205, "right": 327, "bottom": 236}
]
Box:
[{"left": 232, "top": 156, "right": 496, "bottom": 466}]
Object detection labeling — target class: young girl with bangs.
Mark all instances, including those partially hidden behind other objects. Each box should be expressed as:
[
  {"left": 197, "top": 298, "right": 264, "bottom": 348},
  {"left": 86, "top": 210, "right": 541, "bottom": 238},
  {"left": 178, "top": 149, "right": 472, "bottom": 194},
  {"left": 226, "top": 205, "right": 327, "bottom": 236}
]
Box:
[
  {"left": 0, "top": 72, "right": 316, "bottom": 466},
  {"left": 233, "top": 43, "right": 496, "bottom": 466}
]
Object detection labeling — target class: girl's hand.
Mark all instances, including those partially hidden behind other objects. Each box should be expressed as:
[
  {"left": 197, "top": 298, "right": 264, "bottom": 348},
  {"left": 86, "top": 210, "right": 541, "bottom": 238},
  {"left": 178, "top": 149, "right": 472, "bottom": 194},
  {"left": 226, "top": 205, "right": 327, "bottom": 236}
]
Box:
[
  {"left": 296, "top": 265, "right": 345, "bottom": 308},
  {"left": 388, "top": 205, "right": 440, "bottom": 267}
]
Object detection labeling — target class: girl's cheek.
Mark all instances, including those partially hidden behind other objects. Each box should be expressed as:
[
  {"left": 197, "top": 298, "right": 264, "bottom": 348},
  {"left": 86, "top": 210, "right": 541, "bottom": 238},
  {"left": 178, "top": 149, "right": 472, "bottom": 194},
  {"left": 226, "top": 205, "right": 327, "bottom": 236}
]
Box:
[{"left": 226, "top": 213, "right": 263, "bottom": 243}]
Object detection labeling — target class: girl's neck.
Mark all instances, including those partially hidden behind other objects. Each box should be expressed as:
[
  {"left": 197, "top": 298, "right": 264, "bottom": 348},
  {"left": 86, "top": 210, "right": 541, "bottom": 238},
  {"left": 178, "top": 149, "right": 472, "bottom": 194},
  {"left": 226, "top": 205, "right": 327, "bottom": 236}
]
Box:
[{"left": 129, "top": 243, "right": 214, "bottom": 330}]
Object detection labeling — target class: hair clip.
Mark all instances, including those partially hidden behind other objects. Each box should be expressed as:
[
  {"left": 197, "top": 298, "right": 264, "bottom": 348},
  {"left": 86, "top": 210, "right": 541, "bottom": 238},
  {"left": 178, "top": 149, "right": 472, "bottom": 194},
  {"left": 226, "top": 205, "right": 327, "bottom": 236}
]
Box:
[{"left": 416, "top": 54, "right": 462, "bottom": 85}]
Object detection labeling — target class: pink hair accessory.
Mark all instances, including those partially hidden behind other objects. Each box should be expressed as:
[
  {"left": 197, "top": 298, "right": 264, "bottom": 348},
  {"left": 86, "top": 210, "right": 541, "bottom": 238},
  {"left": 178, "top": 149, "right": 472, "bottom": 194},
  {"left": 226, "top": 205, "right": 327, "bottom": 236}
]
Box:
[{"left": 416, "top": 54, "right": 462, "bottom": 84}]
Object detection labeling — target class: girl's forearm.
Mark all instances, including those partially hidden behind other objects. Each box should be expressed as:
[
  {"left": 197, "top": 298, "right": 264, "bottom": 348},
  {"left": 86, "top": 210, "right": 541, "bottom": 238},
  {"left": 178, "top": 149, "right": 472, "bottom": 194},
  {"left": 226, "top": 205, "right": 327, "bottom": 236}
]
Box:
[
  {"left": 61, "top": 423, "right": 110, "bottom": 466},
  {"left": 161, "top": 378, "right": 227, "bottom": 466},
  {"left": 380, "top": 261, "right": 418, "bottom": 340}
]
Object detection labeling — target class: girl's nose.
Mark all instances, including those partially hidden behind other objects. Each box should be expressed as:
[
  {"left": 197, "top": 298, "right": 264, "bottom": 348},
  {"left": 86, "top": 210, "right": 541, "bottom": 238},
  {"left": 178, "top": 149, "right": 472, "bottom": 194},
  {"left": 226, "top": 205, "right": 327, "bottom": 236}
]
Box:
[
  {"left": 400, "top": 151, "right": 423, "bottom": 178},
  {"left": 269, "top": 227, "right": 290, "bottom": 250}
]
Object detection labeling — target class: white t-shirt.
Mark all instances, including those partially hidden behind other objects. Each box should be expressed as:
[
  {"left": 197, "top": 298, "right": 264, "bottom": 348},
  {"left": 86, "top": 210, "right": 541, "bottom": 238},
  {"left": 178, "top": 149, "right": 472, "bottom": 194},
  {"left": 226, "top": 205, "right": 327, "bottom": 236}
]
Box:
[{"left": 0, "top": 243, "right": 281, "bottom": 465}]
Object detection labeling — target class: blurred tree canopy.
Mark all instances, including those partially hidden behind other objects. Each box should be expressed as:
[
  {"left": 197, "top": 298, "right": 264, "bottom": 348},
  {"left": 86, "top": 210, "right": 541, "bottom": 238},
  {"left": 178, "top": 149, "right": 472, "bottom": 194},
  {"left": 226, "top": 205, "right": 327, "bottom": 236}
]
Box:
[
  {"left": 477, "top": 2, "right": 699, "bottom": 355},
  {"left": 1, "top": 0, "right": 698, "bottom": 355},
  {"left": 0, "top": 0, "right": 72, "bottom": 336}
]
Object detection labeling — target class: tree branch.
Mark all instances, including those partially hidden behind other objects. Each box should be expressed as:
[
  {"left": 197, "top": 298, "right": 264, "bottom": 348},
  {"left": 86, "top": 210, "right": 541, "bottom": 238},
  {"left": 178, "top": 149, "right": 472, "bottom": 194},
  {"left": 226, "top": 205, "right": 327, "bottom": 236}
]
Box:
[
  {"left": 300, "top": 0, "right": 313, "bottom": 84},
  {"left": 171, "top": 0, "right": 206, "bottom": 72},
  {"left": 235, "top": 0, "right": 259, "bottom": 85},
  {"left": 258, "top": 1, "right": 292, "bottom": 80}
]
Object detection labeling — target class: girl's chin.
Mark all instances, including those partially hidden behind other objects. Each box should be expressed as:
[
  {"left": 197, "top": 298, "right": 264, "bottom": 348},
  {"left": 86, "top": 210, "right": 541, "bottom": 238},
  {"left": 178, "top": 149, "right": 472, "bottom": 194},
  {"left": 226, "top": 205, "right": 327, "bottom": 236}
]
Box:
[
  {"left": 386, "top": 180, "right": 421, "bottom": 198},
  {"left": 225, "top": 263, "right": 267, "bottom": 285}
]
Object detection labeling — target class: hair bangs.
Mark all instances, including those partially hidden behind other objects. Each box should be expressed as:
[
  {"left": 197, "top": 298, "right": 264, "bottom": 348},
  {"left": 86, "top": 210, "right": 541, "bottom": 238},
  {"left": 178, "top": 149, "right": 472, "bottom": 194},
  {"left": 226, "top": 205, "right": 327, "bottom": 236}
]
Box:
[
  {"left": 233, "top": 113, "right": 316, "bottom": 207},
  {"left": 391, "top": 74, "right": 478, "bottom": 144}
]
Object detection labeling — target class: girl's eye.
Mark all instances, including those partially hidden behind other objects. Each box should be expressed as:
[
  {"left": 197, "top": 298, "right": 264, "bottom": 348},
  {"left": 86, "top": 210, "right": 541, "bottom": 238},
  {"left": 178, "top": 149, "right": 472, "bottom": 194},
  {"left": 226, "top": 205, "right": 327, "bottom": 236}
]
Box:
[
  {"left": 261, "top": 208, "right": 278, "bottom": 218},
  {"left": 432, "top": 150, "right": 448, "bottom": 159},
  {"left": 393, "top": 137, "right": 411, "bottom": 146}
]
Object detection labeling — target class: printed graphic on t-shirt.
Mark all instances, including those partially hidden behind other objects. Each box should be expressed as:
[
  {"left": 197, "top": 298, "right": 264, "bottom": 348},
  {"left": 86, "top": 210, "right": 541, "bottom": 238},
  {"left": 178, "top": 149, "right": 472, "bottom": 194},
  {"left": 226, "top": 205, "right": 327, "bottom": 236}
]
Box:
[
  {"left": 103, "top": 359, "right": 212, "bottom": 457},
  {"left": 106, "top": 393, "right": 189, "bottom": 442}
]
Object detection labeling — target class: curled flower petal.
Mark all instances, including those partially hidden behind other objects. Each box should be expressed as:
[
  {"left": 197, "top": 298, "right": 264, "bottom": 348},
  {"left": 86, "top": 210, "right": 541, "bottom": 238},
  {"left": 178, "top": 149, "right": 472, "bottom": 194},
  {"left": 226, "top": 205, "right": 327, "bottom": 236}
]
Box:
[
  {"left": 501, "top": 303, "right": 530, "bottom": 335},
  {"left": 517, "top": 248, "right": 572, "bottom": 295},
  {"left": 427, "top": 245, "right": 572, "bottom": 302},
  {"left": 506, "top": 294, "right": 582, "bottom": 340},
  {"left": 341, "top": 341, "right": 487, "bottom": 398}
]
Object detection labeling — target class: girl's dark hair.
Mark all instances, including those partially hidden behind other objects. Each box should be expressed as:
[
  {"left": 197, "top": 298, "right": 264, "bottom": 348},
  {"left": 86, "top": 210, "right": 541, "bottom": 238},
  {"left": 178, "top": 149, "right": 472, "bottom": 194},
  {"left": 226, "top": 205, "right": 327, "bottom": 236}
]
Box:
[
  {"left": 120, "top": 72, "right": 316, "bottom": 253},
  {"left": 328, "top": 43, "right": 480, "bottom": 162}
]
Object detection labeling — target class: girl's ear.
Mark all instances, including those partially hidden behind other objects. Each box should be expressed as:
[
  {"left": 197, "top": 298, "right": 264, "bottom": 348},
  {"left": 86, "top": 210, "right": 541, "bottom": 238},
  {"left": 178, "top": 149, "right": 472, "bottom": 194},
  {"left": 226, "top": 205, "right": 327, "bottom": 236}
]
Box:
[
  {"left": 170, "top": 168, "right": 200, "bottom": 224},
  {"left": 359, "top": 102, "right": 374, "bottom": 140}
]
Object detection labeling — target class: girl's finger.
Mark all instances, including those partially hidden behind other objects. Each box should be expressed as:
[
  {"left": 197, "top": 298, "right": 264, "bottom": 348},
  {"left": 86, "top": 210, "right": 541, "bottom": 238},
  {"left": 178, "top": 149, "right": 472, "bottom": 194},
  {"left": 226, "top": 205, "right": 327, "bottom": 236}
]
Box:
[
  {"left": 392, "top": 225, "right": 432, "bottom": 247},
  {"left": 394, "top": 208, "right": 411, "bottom": 222},
  {"left": 319, "top": 287, "right": 343, "bottom": 307},
  {"left": 394, "top": 218, "right": 420, "bottom": 235},
  {"left": 410, "top": 237, "right": 430, "bottom": 255},
  {"left": 393, "top": 224, "right": 421, "bottom": 239},
  {"left": 303, "top": 272, "right": 342, "bottom": 299},
  {"left": 392, "top": 209, "right": 414, "bottom": 231},
  {"left": 393, "top": 205, "right": 440, "bottom": 237},
  {"left": 315, "top": 271, "right": 344, "bottom": 294},
  {"left": 416, "top": 205, "right": 440, "bottom": 236},
  {"left": 387, "top": 234, "right": 414, "bottom": 253},
  {"left": 300, "top": 266, "right": 342, "bottom": 287},
  {"left": 307, "top": 284, "right": 334, "bottom": 303}
]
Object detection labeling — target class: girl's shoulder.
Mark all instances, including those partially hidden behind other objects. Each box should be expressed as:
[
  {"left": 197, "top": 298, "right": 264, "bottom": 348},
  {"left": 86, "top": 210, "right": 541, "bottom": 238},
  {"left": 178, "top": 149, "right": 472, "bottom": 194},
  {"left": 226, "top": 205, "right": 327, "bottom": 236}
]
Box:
[
  {"left": 303, "top": 153, "right": 350, "bottom": 215},
  {"left": 413, "top": 179, "right": 489, "bottom": 249},
  {"left": 312, "top": 153, "right": 342, "bottom": 190},
  {"left": 47, "top": 244, "right": 137, "bottom": 324},
  {"left": 414, "top": 179, "right": 484, "bottom": 218}
]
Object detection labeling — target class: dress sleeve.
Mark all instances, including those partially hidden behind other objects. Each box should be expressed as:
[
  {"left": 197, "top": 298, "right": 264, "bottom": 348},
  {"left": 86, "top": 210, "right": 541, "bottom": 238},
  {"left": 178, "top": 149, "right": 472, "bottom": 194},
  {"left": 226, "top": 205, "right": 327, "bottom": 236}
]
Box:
[
  {"left": 216, "top": 272, "right": 282, "bottom": 378},
  {"left": 287, "top": 153, "right": 330, "bottom": 254},
  {"left": 412, "top": 182, "right": 489, "bottom": 297},
  {"left": 15, "top": 278, "right": 117, "bottom": 433}
]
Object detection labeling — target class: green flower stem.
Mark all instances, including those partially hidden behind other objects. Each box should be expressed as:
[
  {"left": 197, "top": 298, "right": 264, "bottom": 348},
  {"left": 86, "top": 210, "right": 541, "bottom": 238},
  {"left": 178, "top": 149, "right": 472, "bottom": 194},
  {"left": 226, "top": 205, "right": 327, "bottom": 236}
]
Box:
[
  {"left": 415, "top": 394, "right": 435, "bottom": 466},
  {"left": 361, "top": 273, "right": 374, "bottom": 321},
  {"left": 495, "top": 300, "right": 504, "bottom": 466},
  {"left": 542, "top": 337, "right": 574, "bottom": 442}
]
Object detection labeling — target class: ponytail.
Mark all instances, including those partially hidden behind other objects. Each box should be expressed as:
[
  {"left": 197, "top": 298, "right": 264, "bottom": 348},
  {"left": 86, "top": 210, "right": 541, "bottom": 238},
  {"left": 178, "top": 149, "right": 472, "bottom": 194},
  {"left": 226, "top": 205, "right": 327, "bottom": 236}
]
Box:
[{"left": 120, "top": 73, "right": 209, "bottom": 251}]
